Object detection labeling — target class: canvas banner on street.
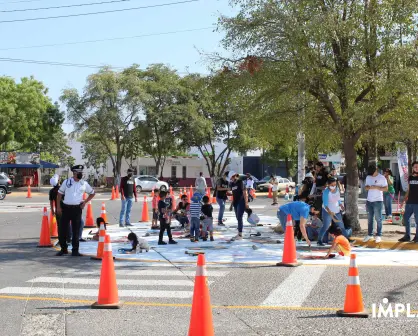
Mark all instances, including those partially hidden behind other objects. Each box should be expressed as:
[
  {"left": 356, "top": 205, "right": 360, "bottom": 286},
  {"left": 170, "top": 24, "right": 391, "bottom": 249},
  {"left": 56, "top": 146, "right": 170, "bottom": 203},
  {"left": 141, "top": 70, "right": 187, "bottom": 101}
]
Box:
[{"left": 397, "top": 148, "right": 409, "bottom": 192}]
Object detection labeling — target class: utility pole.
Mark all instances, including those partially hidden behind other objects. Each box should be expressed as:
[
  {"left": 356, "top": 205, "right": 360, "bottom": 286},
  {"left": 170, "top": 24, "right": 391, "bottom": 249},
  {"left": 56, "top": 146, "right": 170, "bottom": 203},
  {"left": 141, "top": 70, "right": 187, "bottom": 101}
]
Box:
[{"left": 297, "top": 96, "right": 306, "bottom": 185}]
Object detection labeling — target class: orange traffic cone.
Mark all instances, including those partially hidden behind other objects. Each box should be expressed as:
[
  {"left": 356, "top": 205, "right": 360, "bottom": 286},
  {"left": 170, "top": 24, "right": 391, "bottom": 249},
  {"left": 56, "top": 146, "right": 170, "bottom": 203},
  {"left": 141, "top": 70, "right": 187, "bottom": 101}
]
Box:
[
  {"left": 151, "top": 189, "right": 155, "bottom": 198},
  {"left": 337, "top": 254, "right": 368, "bottom": 318},
  {"left": 26, "top": 183, "right": 32, "bottom": 198},
  {"left": 188, "top": 254, "right": 214, "bottom": 336},
  {"left": 91, "top": 234, "right": 121, "bottom": 309},
  {"left": 85, "top": 201, "right": 95, "bottom": 228},
  {"left": 115, "top": 185, "right": 120, "bottom": 199},
  {"left": 276, "top": 214, "right": 301, "bottom": 267},
  {"left": 268, "top": 186, "right": 272, "bottom": 198},
  {"left": 91, "top": 223, "right": 107, "bottom": 260},
  {"left": 83, "top": 192, "right": 87, "bottom": 201},
  {"left": 171, "top": 194, "right": 177, "bottom": 211},
  {"left": 212, "top": 191, "right": 217, "bottom": 204},
  {"left": 252, "top": 189, "right": 257, "bottom": 199},
  {"left": 38, "top": 207, "right": 53, "bottom": 247},
  {"left": 141, "top": 196, "right": 150, "bottom": 222},
  {"left": 111, "top": 186, "right": 116, "bottom": 200},
  {"left": 189, "top": 185, "right": 193, "bottom": 197},
  {"left": 100, "top": 202, "right": 108, "bottom": 223},
  {"left": 49, "top": 201, "right": 58, "bottom": 238}
]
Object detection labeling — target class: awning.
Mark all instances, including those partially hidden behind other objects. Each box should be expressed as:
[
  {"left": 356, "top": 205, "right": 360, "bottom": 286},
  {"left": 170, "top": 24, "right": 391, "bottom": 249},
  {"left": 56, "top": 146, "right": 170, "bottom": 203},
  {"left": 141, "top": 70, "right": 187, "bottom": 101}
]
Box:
[
  {"left": 0, "top": 164, "right": 40, "bottom": 168},
  {"left": 40, "top": 160, "right": 59, "bottom": 169}
]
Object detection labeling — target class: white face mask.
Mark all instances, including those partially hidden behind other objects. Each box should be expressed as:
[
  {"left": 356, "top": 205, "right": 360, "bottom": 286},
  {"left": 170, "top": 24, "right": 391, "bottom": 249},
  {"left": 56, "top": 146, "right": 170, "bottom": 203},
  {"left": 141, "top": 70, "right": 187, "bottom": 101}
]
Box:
[{"left": 329, "top": 185, "right": 336, "bottom": 190}]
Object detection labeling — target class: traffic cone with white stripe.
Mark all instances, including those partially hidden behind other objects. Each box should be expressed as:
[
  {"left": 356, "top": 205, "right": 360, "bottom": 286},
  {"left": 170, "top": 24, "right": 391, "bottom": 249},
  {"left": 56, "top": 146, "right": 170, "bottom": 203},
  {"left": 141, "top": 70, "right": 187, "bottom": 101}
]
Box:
[
  {"left": 38, "top": 207, "right": 52, "bottom": 247},
  {"left": 276, "top": 214, "right": 301, "bottom": 267},
  {"left": 84, "top": 200, "right": 95, "bottom": 228},
  {"left": 26, "top": 183, "right": 32, "bottom": 198},
  {"left": 91, "top": 223, "right": 106, "bottom": 260},
  {"left": 337, "top": 254, "right": 368, "bottom": 318},
  {"left": 188, "top": 254, "right": 214, "bottom": 336},
  {"left": 100, "top": 202, "right": 108, "bottom": 223},
  {"left": 91, "top": 234, "right": 121, "bottom": 309}
]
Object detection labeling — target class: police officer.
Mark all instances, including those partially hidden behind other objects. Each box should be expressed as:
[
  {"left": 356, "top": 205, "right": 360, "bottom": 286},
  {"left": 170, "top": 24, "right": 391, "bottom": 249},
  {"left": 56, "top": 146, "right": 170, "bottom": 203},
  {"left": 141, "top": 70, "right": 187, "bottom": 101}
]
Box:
[{"left": 56, "top": 165, "right": 95, "bottom": 256}]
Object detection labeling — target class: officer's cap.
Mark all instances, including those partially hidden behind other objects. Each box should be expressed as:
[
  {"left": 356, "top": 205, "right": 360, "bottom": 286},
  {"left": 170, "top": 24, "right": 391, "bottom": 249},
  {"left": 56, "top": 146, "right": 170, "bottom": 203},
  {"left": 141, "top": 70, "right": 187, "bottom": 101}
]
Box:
[{"left": 71, "top": 165, "right": 84, "bottom": 172}]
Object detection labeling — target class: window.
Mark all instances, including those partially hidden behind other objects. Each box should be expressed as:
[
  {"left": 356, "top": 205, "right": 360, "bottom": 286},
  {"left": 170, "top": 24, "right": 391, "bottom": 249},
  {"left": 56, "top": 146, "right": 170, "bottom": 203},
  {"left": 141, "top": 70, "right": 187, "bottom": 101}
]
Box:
[
  {"left": 283, "top": 179, "right": 290, "bottom": 183},
  {"left": 149, "top": 177, "right": 158, "bottom": 182},
  {"left": 182, "top": 166, "right": 187, "bottom": 179},
  {"left": 171, "top": 166, "right": 177, "bottom": 178},
  {"left": 279, "top": 179, "right": 284, "bottom": 183}
]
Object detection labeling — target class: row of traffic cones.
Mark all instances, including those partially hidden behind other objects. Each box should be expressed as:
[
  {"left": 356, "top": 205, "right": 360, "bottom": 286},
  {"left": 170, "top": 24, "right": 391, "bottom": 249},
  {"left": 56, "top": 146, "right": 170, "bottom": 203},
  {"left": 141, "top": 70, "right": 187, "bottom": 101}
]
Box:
[
  {"left": 277, "top": 214, "right": 368, "bottom": 317},
  {"left": 110, "top": 186, "right": 120, "bottom": 200}
]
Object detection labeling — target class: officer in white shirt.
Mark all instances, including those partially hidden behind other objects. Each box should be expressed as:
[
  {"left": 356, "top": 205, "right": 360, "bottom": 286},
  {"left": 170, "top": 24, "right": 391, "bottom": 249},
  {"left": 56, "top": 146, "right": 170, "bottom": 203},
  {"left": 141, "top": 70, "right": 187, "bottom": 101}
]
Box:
[
  {"left": 363, "top": 164, "right": 388, "bottom": 243},
  {"left": 56, "top": 165, "right": 95, "bottom": 256}
]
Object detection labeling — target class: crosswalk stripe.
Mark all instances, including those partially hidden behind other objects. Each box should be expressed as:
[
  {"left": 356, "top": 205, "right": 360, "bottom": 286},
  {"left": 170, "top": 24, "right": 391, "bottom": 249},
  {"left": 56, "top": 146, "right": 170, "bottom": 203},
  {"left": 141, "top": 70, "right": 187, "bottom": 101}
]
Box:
[
  {"left": 61, "top": 270, "right": 228, "bottom": 277},
  {"left": 0, "top": 287, "right": 192, "bottom": 298},
  {"left": 28, "top": 277, "right": 199, "bottom": 286},
  {"left": 261, "top": 266, "right": 326, "bottom": 307}
]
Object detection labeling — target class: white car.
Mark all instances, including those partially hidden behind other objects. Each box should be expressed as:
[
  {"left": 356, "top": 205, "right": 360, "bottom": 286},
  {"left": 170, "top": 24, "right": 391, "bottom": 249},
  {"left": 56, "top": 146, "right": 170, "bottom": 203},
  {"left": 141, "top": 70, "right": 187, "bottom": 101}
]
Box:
[
  {"left": 257, "top": 177, "right": 295, "bottom": 192},
  {"left": 134, "top": 175, "right": 168, "bottom": 193}
]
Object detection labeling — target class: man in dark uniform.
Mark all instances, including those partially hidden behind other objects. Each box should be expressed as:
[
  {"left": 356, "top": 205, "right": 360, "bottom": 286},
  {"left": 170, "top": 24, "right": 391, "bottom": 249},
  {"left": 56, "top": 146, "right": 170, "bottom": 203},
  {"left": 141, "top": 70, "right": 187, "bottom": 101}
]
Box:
[
  {"left": 56, "top": 165, "right": 95, "bottom": 256},
  {"left": 119, "top": 168, "right": 138, "bottom": 227}
]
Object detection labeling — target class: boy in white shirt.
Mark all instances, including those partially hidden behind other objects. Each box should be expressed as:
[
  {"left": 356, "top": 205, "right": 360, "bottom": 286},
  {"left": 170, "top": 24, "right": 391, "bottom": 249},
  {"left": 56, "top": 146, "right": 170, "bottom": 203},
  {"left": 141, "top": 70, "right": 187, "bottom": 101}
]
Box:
[{"left": 364, "top": 165, "right": 388, "bottom": 243}]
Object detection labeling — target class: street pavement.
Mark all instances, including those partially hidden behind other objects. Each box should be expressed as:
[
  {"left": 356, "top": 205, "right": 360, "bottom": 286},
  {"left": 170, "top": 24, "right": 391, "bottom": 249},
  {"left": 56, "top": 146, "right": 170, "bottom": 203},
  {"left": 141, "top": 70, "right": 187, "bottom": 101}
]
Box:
[{"left": 1, "top": 193, "right": 418, "bottom": 335}]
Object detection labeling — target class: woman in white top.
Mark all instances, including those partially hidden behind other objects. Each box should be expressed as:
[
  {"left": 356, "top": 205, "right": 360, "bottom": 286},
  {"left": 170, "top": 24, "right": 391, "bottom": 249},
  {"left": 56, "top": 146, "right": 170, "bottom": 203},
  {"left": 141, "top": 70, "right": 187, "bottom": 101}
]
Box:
[
  {"left": 317, "top": 177, "right": 346, "bottom": 246},
  {"left": 246, "top": 173, "right": 254, "bottom": 202}
]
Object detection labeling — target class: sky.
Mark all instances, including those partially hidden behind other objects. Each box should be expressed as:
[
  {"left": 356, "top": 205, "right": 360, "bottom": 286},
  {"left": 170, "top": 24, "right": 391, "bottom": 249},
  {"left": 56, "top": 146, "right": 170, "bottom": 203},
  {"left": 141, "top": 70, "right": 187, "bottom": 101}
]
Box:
[{"left": 0, "top": 0, "right": 237, "bottom": 133}]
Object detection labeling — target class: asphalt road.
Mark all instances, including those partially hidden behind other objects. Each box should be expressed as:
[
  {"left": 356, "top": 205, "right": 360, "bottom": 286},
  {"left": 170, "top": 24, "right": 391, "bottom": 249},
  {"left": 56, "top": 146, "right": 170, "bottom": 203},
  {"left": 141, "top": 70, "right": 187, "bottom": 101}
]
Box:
[{"left": 1, "top": 193, "right": 418, "bottom": 336}]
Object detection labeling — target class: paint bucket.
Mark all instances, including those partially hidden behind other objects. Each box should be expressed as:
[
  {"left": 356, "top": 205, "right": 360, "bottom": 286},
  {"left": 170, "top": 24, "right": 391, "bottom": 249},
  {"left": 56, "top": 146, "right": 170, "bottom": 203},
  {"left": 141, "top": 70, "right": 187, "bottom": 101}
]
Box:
[{"left": 392, "top": 211, "right": 403, "bottom": 225}]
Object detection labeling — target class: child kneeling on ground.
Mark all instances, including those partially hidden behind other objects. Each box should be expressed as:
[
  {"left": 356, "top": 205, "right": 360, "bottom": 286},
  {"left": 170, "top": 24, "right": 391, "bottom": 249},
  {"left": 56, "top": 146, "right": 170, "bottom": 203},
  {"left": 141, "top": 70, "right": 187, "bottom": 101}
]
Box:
[
  {"left": 324, "top": 226, "right": 351, "bottom": 259},
  {"left": 201, "top": 196, "right": 214, "bottom": 241}
]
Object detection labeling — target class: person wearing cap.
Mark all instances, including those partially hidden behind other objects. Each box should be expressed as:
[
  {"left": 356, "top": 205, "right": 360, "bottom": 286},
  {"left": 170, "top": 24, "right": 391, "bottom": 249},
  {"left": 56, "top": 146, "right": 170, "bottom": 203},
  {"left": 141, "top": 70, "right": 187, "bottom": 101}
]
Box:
[
  {"left": 229, "top": 171, "right": 249, "bottom": 240},
  {"left": 119, "top": 168, "right": 138, "bottom": 227},
  {"left": 56, "top": 165, "right": 95, "bottom": 256},
  {"left": 268, "top": 174, "right": 280, "bottom": 205}
]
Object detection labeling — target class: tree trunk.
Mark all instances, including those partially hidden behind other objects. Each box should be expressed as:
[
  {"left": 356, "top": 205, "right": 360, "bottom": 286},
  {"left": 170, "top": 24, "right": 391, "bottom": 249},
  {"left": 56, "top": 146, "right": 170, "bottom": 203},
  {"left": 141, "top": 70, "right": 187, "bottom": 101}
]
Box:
[
  {"left": 407, "top": 141, "right": 413, "bottom": 175},
  {"left": 343, "top": 137, "right": 360, "bottom": 232}
]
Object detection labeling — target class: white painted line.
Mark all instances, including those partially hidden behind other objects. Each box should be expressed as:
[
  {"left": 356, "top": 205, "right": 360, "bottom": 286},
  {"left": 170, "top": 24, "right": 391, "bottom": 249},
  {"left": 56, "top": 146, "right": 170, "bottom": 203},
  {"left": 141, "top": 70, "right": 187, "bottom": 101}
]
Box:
[
  {"left": 261, "top": 266, "right": 326, "bottom": 307},
  {"left": 21, "top": 313, "right": 64, "bottom": 336},
  {"left": 61, "top": 269, "right": 229, "bottom": 277},
  {"left": 0, "top": 287, "right": 192, "bottom": 298},
  {"left": 28, "top": 277, "right": 197, "bottom": 286}
]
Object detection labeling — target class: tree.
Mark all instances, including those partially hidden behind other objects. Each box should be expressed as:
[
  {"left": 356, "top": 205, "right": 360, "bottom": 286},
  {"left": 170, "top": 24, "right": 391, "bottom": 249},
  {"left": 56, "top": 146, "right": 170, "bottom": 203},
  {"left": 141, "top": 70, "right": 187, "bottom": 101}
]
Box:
[
  {"left": 0, "top": 76, "right": 61, "bottom": 150},
  {"left": 60, "top": 66, "right": 143, "bottom": 185},
  {"left": 219, "top": 0, "right": 418, "bottom": 230},
  {"left": 180, "top": 72, "right": 260, "bottom": 185},
  {"left": 78, "top": 132, "right": 110, "bottom": 171},
  {"left": 127, "top": 64, "right": 189, "bottom": 177}
]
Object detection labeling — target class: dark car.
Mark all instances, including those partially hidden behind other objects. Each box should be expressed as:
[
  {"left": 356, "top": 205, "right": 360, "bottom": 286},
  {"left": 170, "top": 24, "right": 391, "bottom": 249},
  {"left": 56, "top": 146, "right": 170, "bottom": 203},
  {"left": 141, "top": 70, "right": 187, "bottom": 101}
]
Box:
[{"left": 0, "top": 172, "right": 13, "bottom": 200}]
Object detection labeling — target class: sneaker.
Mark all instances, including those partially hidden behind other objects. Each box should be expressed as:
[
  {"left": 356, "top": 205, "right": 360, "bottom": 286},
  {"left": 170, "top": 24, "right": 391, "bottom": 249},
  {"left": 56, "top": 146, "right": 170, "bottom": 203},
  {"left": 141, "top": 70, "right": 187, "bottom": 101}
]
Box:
[
  {"left": 363, "top": 235, "right": 373, "bottom": 242},
  {"left": 210, "top": 236, "right": 214, "bottom": 241},
  {"left": 218, "top": 223, "right": 226, "bottom": 226},
  {"left": 203, "top": 237, "right": 207, "bottom": 242},
  {"left": 348, "top": 238, "right": 356, "bottom": 243},
  {"left": 412, "top": 236, "right": 418, "bottom": 243},
  {"left": 56, "top": 250, "right": 68, "bottom": 256},
  {"left": 119, "top": 224, "right": 125, "bottom": 228},
  {"left": 190, "top": 238, "right": 195, "bottom": 242},
  {"left": 126, "top": 223, "right": 134, "bottom": 227},
  {"left": 317, "top": 242, "right": 325, "bottom": 247},
  {"left": 375, "top": 236, "right": 382, "bottom": 243},
  {"left": 168, "top": 240, "right": 178, "bottom": 245},
  {"left": 79, "top": 238, "right": 87, "bottom": 242},
  {"left": 387, "top": 215, "right": 392, "bottom": 219},
  {"left": 235, "top": 234, "right": 243, "bottom": 240},
  {"left": 194, "top": 237, "right": 199, "bottom": 242},
  {"left": 71, "top": 251, "right": 83, "bottom": 257},
  {"left": 271, "top": 203, "right": 278, "bottom": 206},
  {"left": 398, "top": 235, "right": 410, "bottom": 242},
  {"left": 158, "top": 241, "right": 167, "bottom": 245}
]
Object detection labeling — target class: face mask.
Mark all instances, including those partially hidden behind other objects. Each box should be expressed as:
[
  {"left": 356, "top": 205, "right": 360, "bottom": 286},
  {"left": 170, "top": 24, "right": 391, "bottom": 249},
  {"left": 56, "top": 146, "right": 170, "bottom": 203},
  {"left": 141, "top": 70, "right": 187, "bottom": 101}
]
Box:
[
  {"left": 76, "top": 172, "right": 83, "bottom": 179},
  {"left": 329, "top": 185, "right": 336, "bottom": 190}
]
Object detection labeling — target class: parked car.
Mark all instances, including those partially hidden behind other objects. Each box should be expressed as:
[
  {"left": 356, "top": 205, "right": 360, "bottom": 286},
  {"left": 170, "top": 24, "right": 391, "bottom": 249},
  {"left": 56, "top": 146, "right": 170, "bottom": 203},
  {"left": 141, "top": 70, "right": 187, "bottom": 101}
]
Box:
[
  {"left": 0, "top": 172, "right": 13, "bottom": 200},
  {"left": 134, "top": 175, "right": 169, "bottom": 193},
  {"left": 257, "top": 177, "right": 295, "bottom": 192}
]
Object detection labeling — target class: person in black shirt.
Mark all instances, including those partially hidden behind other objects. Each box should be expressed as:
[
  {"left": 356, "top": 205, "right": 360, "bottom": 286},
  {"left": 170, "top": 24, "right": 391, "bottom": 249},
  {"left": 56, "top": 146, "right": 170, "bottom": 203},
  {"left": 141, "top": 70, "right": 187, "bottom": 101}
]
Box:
[
  {"left": 119, "top": 168, "right": 138, "bottom": 227},
  {"left": 174, "top": 194, "right": 190, "bottom": 235},
  {"left": 228, "top": 171, "right": 249, "bottom": 240},
  {"left": 157, "top": 190, "right": 177, "bottom": 245},
  {"left": 399, "top": 161, "right": 418, "bottom": 242},
  {"left": 49, "top": 174, "right": 62, "bottom": 237},
  {"left": 215, "top": 172, "right": 229, "bottom": 226},
  {"left": 201, "top": 196, "right": 214, "bottom": 241}
]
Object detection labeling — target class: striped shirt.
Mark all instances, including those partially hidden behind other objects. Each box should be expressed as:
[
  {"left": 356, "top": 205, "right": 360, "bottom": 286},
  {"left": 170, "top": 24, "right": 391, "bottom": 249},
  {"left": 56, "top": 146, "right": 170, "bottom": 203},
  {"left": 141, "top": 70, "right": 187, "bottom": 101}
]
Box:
[{"left": 190, "top": 202, "right": 202, "bottom": 218}]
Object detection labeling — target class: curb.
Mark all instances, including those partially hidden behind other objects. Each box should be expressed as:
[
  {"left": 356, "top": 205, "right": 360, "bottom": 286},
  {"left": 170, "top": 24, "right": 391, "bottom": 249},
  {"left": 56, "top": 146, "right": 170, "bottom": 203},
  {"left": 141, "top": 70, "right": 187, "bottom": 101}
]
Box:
[{"left": 352, "top": 237, "right": 418, "bottom": 251}]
